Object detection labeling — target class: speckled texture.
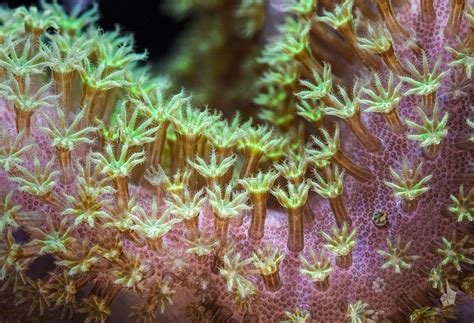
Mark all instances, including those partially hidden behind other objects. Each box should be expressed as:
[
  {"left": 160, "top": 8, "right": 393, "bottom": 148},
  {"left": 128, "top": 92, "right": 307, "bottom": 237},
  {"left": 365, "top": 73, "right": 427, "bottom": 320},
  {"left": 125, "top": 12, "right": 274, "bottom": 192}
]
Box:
[
  {"left": 151, "top": 1, "right": 473, "bottom": 321},
  {"left": 1, "top": 0, "right": 474, "bottom": 322}
]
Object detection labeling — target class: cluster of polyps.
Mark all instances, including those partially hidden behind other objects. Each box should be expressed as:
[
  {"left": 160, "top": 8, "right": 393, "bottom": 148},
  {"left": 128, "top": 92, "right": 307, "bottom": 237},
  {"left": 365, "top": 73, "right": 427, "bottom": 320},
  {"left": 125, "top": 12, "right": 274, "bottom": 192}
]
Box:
[{"left": 0, "top": 0, "right": 474, "bottom": 322}]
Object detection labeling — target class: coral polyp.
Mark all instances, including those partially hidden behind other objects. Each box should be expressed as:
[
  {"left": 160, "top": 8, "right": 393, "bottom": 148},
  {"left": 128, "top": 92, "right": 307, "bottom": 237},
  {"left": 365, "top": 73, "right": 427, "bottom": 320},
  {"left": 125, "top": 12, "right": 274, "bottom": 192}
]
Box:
[{"left": 0, "top": 0, "right": 473, "bottom": 322}]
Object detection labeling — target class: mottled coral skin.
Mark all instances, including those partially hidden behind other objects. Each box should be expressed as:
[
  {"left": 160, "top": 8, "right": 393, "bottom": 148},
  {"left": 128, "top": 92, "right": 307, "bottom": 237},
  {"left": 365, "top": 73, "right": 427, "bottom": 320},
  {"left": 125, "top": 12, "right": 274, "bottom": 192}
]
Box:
[
  {"left": 1, "top": 1, "right": 474, "bottom": 323},
  {"left": 173, "top": 1, "right": 472, "bottom": 321}
]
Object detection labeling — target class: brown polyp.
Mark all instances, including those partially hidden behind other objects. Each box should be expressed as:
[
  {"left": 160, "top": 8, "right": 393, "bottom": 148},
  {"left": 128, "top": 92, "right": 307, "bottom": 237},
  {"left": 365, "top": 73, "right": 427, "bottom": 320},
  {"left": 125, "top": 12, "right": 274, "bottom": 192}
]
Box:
[
  {"left": 336, "top": 252, "right": 352, "bottom": 269},
  {"left": 400, "top": 198, "right": 418, "bottom": 213},
  {"left": 287, "top": 207, "right": 304, "bottom": 253},
  {"left": 240, "top": 151, "right": 263, "bottom": 179},
  {"left": 214, "top": 216, "right": 230, "bottom": 244},
  {"left": 184, "top": 217, "right": 199, "bottom": 239},
  {"left": 53, "top": 70, "right": 74, "bottom": 112},
  {"left": 347, "top": 113, "right": 382, "bottom": 152},
  {"left": 422, "top": 144, "right": 440, "bottom": 160},
  {"left": 422, "top": 93, "right": 436, "bottom": 112},
  {"left": 444, "top": 0, "right": 466, "bottom": 38},
  {"left": 261, "top": 270, "right": 282, "bottom": 292},
  {"left": 381, "top": 46, "right": 408, "bottom": 75},
  {"left": 148, "top": 122, "right": 169, "bottom": 168},
  {"left": 421, "top": 0, "right": 436, "bottom": 23},
  {"left": 374, "top": 0, "right": 411, "bottom": 41},
  {"left": 329, "top": 195, "right": 351, "bottom": 228},
  {"left": 248, "top": 196, "right": 267, "bottom": 240},
  {"left": 57, "top": 147, "right": 73, "bottom": 184},
  {"left": 315, "top": 276, "right": 330, "bottom": 291},
  {"left": 14, "top": 107, "right": 32, "bottom": 135},
  {"left": 333, "top": 150, "right": 374, "bottom": 182},
  {"left": 114, "top": 176, "right": 130, "bottom": 209},
  {"left": 383, "top": 109, "right": 406, "bottom": 134}
]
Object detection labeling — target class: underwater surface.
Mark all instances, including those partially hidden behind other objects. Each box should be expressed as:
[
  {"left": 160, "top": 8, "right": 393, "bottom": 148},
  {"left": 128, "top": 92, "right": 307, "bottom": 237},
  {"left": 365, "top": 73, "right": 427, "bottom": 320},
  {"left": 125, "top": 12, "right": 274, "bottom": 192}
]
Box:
[{"left": 0, "top": 0, "right": 474, "bottom": 322}]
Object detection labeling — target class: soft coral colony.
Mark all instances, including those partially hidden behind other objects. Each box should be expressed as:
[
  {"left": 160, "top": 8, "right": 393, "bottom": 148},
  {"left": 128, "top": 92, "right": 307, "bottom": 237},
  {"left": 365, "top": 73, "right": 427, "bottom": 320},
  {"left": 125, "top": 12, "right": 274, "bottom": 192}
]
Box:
[{"left": 0, "top": 0, "right": 473, "bottom": 322}]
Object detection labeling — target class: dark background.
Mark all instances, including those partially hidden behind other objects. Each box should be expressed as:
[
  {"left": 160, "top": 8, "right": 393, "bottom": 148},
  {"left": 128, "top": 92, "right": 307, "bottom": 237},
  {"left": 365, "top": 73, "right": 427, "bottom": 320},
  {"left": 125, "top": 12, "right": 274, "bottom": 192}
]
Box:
[{"left": 1, "top": 0, "right": 184, "bottom": 60}]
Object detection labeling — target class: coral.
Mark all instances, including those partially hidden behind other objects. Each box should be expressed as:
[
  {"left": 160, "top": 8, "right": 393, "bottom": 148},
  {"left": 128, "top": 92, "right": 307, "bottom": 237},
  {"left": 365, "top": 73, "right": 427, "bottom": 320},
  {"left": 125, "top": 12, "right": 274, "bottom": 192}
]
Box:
[
  {"left": 40, "top": 106, "right": 96, "bottom": 151},
  {"left": 307, "top": 125, "right": 373, "bottom": 182},
  {"left": 41, "top": 0, "right": 98, "bottom": 33},
  {"left": 146, "top": 166, "right": 191, "bottom": 198},
  {"left": 448, "top": 184, "right": 474, "bottom": 222},
  {"left": 0, "top": 129, "right": 33, "bottom": 173},
  {"left": 274, "top": 156, "right": 308, "bottom": 185},
  {"left": 283, "top": 307, "right": 311, "bottom": 322},
  {"left": 399, "top": 51, "right": 448, "bottom": 110},
  {"left": 9, "top": 154, "right": 62, "bottom": 207},
  {"left": 78, "top": 295, "right": 111, "bottom": 323},
  {"left": 239, "top": 124, "right": 283, "bottom": 177},
  {"left": 135, "top": 87, "right": 187, "bottom": 167},
  {"left": 62, "top": 156, "right": 115, "bottom": 228},
  {"left": 220, "top": 250, "right": 255, "bottom": 298},
  {"left": 116, "top": 101, "right": 159, "bottom": 148},
  {"left": 205, "top": 114, "right": 243, "bottom": 161},
  {"left": 359, "top": 71, "right": 405, "bottom": 133},
  {"left": 166, "top": 188, "right": 206, "bottom": 237},
  {"left": 296, "top": 62, "right": 333, "bottom": 104},
  {"left": 437, "top": 233, "right": 474, "bottom": 271},
  {"left": 252, "top": 243, "right": 284, "bottom": 275},
  {"left": 47, "top": 270, "right": 80, "bottom": 319},
  {"left": 92, "top": 143, "right": 145, "bottom": 180},
  {"left": 323, "top": 82, "right": 383, "bottom": 151},
  {"left": 148, "top": 279, "right": 176, "bottom": 313},
  {"left": 405, "top": 103, "right": 449, "bottom": 159},
  {"left": 41, "top": 33, "right": 91, "bottom": 110},
  {"left": 252, "top": 243, "right": 284, "bottom": 292},
  {"left": 129, "top": 300, "right": 160, "bottom": 323},
  {"left": 234, "top": 0, "right": 264, "bottom": 38},
  {"left": 311, "top": 165, "right": 350, "bottom": 227},
  {"left": 29, "top": 216, "right": 75, "bottom": 256},
  {"left": 346, "top": 300, "right": 375, "bottom": 323},
  {"left": 376, "top": 236, "right": 420, "bottom": 273},
  {"left": 0, "top": 73, "right": 58, "bottom": 133},
  {"left": 14, "top": 5, "right": 57, "bottom": 38},
  {"left": 0, "top": 0, "right": 473, "bottom": 322},
  {"left": 40, "top": 106, "right": 97, "bottom": 183},
  {"left": 446, "top": 42, "right": 474, "bottom": 79},
  {"left": 91, "top": 143, "right": 146, "bottom": 206},
  {"left": 239, "top": 170, "right": 279, "bottom": 240},
  {"left": 409, "top": 306, "right": 448, "bottom": 322},
  {"left": 272, "top": 180, "right": 311, "bottom": 252},
  {"left": 299, "top": 250, "right": 333, "bottom": 291},
  {"left": 129, "top": 198, "right": 181, "bottom": 251},
  {"left": 427, "top": 265, "right": 458, "bottom": 293},
  {"left": 0, "top": 229, "right": 35, "bottom": 280},
  {"left": 110, "top": 254, "right": 149, "bottom": 288},
  {"left": 188, "top": 150, "right": 237, "bottom": 187},
  {"left": 0, "top": 191, "right": 32, "bottom": 232},
  {"left": 321, "top": 223, "right": 357, "bottom": 269},
  {"left": 357, "top": 22, "right": 407, "bottom": 75},
  {"left": 0, "top": 36, "right": 46, "bottom": 79},
  {"left": 384, "top": 158, "right": 432, "bottom": 213},
  {"left": 172, "top": 103, "right": 215, "bottom": 166},
  {"left": 15, "top": 277, "right": 52, "bottom": 316},
  {"left": 461, "top": 273, "right": 474, "bottom": 298},
  {"left": 206, "top": 183, "right": 250, "bottom": 242},
  {"left": 183, "top": 302, "right": 209, "bottom": 322},
  {"left": 56, "top": 239, "right": 102, "bottom": 276},
  {"left": 296, "top": 99, "right": 324, "bottom": 128},
  {"left": 79, "top": 58, "right": 130, "bottom": 122},
  {"left": 259, "top": 18, "right": 312, "bottom": 68},
  {"left": 184, "top": 228, "right": 219, "bottom": 262}
]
